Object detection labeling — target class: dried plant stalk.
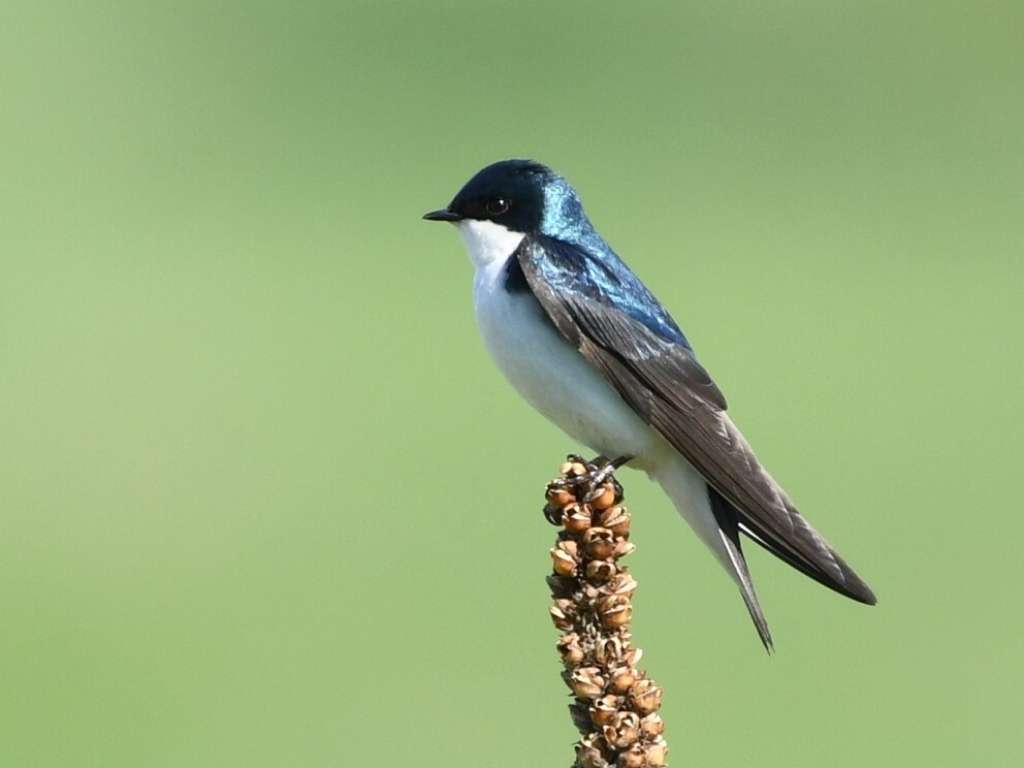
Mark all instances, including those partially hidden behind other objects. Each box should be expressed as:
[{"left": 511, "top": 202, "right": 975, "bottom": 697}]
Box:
[{"left": 545, "top": 456, "right": 669, "bottom": 768}]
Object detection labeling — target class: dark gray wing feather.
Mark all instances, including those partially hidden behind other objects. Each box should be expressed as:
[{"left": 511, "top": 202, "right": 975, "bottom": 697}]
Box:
[{"left": 517, "top": 236, "right": 877, "bottom": 606}]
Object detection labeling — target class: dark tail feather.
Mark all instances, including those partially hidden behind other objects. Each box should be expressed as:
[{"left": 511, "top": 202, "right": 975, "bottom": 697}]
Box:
[{"left": 708, "top": 486, "right": 774, "bottom": 653}]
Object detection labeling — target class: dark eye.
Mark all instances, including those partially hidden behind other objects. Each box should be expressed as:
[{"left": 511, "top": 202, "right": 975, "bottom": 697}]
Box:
[{"left": 486, "top": 198, "right": 509, "bottom": 216}]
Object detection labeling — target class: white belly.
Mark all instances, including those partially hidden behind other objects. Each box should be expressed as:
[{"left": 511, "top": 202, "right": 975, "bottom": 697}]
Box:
[
  {"left": 454, "top": 219, "right": 734, "bottom": 594},
  {"left": 473, "top": 257, "right": 665, "bottom": 467}
]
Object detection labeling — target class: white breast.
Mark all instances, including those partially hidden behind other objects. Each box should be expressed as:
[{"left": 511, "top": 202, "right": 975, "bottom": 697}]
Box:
[{"left": 459, "top": 220, "right": 663, "bottom": 466}]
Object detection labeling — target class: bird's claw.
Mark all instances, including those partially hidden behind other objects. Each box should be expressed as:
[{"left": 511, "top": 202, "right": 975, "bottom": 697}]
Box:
[
  {"left": 585, "top": 454, "right": 630, "bottom": 489},
  {"left": 544, "top": 454, "right": 631, "bottom": 525}
]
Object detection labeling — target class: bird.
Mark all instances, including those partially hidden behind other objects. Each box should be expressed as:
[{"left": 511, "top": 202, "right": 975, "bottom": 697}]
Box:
[{"left": 423, "top": 159, "right": 876, "bottom": 650}]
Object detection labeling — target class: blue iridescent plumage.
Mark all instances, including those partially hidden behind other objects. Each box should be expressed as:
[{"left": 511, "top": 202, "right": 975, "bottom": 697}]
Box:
[{"left": 534, "top": 168, "right": 692, "bottom": 350}]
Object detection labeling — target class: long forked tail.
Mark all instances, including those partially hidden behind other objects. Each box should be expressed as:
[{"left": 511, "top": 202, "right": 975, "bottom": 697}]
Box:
[{"left": 650, "top": 453, "right": 774, "bottom": 652}]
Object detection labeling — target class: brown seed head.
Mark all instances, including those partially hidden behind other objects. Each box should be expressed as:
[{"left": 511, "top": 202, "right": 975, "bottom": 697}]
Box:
[
  {"left": 598, "top": 594, "right": 633, "bottom": 629},
  {"left": 546, "top": 484, "right": 575, "bottom": 508},
  {"left": 551, "top": 599, "right": 575, "bottom": 630},
  {"left": 608, "top": 573, "right": 638, "bottom": 598},
  {"left": 644, "top": 736, "right": 669, "bottom": 767},
  {"left": 594, "top": 636, "right": 625, "bottom": 667},
  {"left": 608, "top": 666, "right": 637, "bottom": 695},
  {"left": 628, "top": 678, "right": 664, "bottom": 715},
  {"left": 586, "top": 483, "right": 617, "bottom": 510},
  {"left": 581, "top": 582, "right": 602, "bottom": 602},
  {"left": 589, "top": 694, "right": 622, "bottom": 727},
  {"left": 623, "top": 647, "right": 643, "bottom": 668},
  {"left": 586, "top": 559, "right": 618, "bottom": 582},
  {"left": 639, "top": 712, "right": 665, "bottom": 739},
  {"left": 563, "top": 503, "right": 593, "bottom": 534},
  {"left": 551, "top": 547, "right": 578, "bottom": 577},
  {"left": 598, "top": 505, "right": 632, "bottom": 537},
  {"left": 576, "top": 735, "right": 611, "bottom": 768},
  {"left": 557, "top": 633, "right": 585, "bottom": 666},
  {"left": 616, "top": 743, "right": 646, "bottom": 768},
  {"left": 602, "top": 710, "right": 641, "bottom": 749},
  {"left": 583, "top": 527, "right": 616, "bottom": 560},
  {"left": 613, "top": 540, "right": 637, "bottom": 559},
  {"left": 560, "top": 538, "right": 580, "bottom": 556},
  {"left": 569, "top": 667, "right": 606, "bottom": 699},
  {"left": 545, "top": 460, "right": 666, "bottom": 768}
]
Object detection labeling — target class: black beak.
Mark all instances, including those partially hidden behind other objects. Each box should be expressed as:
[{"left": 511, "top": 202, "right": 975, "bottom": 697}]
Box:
[{"left": 422, "top": 208, "right": 462, "bottom": 222}]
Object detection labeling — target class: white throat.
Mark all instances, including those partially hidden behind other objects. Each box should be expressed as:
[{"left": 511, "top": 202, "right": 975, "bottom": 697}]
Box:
[{"left": 457, "top": 219, "right": 526, "bottom": 270}]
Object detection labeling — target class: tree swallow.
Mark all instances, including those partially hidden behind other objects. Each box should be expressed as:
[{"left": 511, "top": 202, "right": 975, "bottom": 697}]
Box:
[{"left": 424, "top": 159, "right": 876, "bottom": 650}]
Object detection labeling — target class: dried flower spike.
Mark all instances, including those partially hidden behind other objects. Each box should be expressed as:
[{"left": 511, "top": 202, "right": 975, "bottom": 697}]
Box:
[{"left": 543, "top": 457, "right": 669, "bottom": 768}]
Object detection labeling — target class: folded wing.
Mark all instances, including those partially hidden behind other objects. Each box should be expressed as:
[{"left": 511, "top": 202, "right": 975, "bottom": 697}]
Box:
[{"left": 517, "top": 235, "right": 876, "bottom": 605}]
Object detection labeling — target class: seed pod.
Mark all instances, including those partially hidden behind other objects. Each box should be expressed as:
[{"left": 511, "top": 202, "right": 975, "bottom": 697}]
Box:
[
  {"left": 628, "top": 678, "right": 664, "bottom": 715},
  {"left": 583, "top": 527, "right": 616, "bottom": 560},
  {"left": 602, "top": 710, "right": 641, "bottom": 749},
  {"left": 586, "top": 559, "right": 617, "bottom": 582},
  {"left": 551, "top": 539, "right": 580, "bottom": 576},
  {"left": 640, "top": 712, "right": 665, "bottom": 739},
  {"left": 569, "top": 667, "right": 606, "bottom": 699},
  {"left": 551, "top": 547, "right": 578, "bottom": 577},
  {"left": 622, "top": 647, "right": 643, "bottom": 668},
  {"left": 546, "top": 484, "right": 575, "bottom": 508},
  {"left": 589, "top": 694, "right": 621, "bottom": 726},
  {"left": 608, "top": 666, "right": 636, "bottom": 695},
  {"left": 616, "top": 743, "right": 646, "bottom": 768},
  {"left": 594, "top": 636, "right": 625, "bottom": 667},
  {"left": 576, "top": 735, "right": 610, "bottom": 768},
  {"left": 557, "top": 633, "right": 585, "bottom": 666},
  {"left": 598, "top": 594, "right": 633, "bottom": 629},
  {"left": 585, "top": 483, "right": 617, "bottom": 510},
  {"left": 581, "top": 584, "right": 602, "bottom": 604},
  {"left": 551, "top": 599, "right": 575, "bottom": 630},
  {"left": 563, "top": 503, "right": 593, "bottom": 534},
  {"left": 612, "top": 540, "right": 637, "bottom": 559},
  {"left": 608, "top": 573, "right": 638, "bottom": 598},
  {"left": 644, "top": 736, "right": 669, "bottom": 767},
  {"left": 598, "top": 505, "right": 631, "bottom": 537}
]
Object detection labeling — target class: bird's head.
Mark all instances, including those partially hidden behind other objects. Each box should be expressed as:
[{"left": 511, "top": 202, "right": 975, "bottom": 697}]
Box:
[{"left": 424, "top": 159, "right": 593, "bottom": 267}]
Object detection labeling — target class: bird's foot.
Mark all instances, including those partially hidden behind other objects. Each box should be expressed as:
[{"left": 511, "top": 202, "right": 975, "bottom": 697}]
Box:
[
  {"left": 546, "top": 454, "right": 631, "bottom": 524},
  {"left": 559, "top": 454, "right": 630, "bottom": 505},
  {"left": 586, "top": 455, "right": 631, "bottom": 489}
]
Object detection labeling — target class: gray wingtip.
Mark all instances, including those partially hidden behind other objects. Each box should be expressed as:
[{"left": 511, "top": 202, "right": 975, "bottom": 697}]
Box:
[{"left": 834, "top": 554, "right": 878, "bottom": 606}]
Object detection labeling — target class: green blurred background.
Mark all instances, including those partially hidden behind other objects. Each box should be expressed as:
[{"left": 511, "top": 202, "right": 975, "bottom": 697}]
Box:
[{"left": 1, "top": 1, "right": 1021, "bottom": 765}]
